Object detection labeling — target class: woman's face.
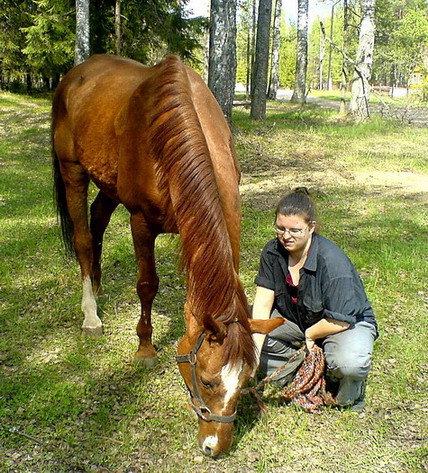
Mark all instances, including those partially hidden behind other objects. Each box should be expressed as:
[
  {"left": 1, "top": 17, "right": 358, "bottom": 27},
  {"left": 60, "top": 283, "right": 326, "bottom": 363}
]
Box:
[{"left": 274, "top": 213, "right": 315, "bottom": 255}]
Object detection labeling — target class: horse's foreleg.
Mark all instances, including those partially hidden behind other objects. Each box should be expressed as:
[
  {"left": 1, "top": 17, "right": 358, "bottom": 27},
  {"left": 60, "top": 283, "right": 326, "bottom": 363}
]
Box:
[
  {"left": 90, "top": 191, "right": 119, "bottom": 295},
  {"left": 130, "top": 213, "right": 159, "bottom": 367}
]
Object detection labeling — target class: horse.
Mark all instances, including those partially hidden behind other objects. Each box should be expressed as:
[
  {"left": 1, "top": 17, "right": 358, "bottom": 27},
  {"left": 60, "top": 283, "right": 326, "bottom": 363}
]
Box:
[{"left": 51, "top": 54, "right": 283, "bottom": 456}]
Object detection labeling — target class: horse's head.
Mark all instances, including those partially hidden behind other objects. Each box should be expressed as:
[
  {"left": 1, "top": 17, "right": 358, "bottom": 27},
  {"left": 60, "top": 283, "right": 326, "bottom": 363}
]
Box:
[{"left": 177, "top": 317, "right": 284, "bottom": 457}]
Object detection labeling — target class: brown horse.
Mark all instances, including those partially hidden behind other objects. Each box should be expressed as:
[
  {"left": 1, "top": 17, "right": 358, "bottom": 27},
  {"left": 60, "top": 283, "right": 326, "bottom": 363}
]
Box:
[{"left": 52, "top": 54, "right": 282, "bottom": 456}]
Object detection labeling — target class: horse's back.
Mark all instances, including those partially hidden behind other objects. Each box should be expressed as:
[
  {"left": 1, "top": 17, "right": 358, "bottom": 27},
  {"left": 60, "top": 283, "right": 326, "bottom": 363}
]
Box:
[
  {"left": 52, "top": 55, "right": 151, "bottom": 197},
  {"left": 53, "top": 54, "right": 241, "bottom": 241}
]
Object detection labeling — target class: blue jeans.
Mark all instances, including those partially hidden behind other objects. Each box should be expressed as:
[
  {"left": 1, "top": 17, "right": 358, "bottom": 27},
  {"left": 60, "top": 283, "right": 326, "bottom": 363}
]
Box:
[{"left": 259, "top": 311, "right": 377, "bottom": 406}]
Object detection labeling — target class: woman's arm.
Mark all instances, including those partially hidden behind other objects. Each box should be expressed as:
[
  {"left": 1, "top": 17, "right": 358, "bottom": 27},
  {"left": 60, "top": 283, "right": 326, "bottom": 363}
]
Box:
[
  {"left": 252, "top": 286, "right": 275, "bottom": 360},
  {"left": 304, "top": 317, "right": 349, "bottom": 350}
]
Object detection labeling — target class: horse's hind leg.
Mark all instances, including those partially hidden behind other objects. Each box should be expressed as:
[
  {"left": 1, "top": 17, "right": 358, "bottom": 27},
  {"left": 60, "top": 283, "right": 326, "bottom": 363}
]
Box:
[
  {"left": 90, "top": 191, "right": 119, "bottom": 295},
  {"left": 62, "top": 162, "right": 103, "bottom": 336},
  {"left": 130, "top": 213, "right": 159, "bottom": 367}
]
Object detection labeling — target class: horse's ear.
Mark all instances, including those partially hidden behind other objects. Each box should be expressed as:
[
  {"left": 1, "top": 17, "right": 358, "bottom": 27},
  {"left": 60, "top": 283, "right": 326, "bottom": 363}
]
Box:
[
  {"left": 207, "top": 320, "right": 227, "bottom": 343},
  {"left": 249, "top": 317, "right": 284, "bottom": 334}
]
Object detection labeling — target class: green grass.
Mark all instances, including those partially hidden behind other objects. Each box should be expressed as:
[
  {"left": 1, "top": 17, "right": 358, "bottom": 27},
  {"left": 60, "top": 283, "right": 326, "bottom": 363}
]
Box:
[{"left": 1, "top": 91, "right": 427, "bottom": 472}]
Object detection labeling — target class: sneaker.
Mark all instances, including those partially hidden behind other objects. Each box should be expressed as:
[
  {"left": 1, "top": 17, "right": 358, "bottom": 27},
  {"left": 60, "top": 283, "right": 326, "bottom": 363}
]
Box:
[
  {"left": 349, "top": 397, "right": 365, "bottom": 413},
  {"left": 349, "top": 383, "right": 366, "bottom": 413}
]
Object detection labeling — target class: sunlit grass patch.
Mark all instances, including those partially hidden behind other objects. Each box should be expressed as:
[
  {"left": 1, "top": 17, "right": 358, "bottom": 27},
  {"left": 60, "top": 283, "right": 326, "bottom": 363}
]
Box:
[{"left": 1, "top": 92, "right": 427, "bottom": 473}]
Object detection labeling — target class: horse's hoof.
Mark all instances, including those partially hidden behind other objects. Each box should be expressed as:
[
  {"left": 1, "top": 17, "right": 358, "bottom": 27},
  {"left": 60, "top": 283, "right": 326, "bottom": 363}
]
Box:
[
  {"left": 81, "top": 326, "right": 103, "bottom": 337},
  {"left": 134, "top": 356, "right": 158, "bottom": 368}
]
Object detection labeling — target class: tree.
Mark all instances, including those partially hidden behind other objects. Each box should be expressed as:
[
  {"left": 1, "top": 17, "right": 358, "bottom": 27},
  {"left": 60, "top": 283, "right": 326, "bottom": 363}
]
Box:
[
  {"left": 0, "top": 0, "right": 207, "bottom": 92},
  {"left": 251, "top": 0, "right": 273, "bottom": 120},
  {"left": 349, "top": 0, "right": 376, "bottom": 119},
  {"left": 236, "top": 0, "right": 257, "bottom": 96},
  {"left": 279, "top": 23, "right": 297, "bottom": 89},
  {"left": 268, "top": 0, "right": 282, "bottom": 99},
  {"left": 75, "top": 0, "right": 90, "bottom": 64},
  {"left": 290, "top": 0, "right": 309, "bottom": 103},
  {"left": 339, "top": 0, "right": 351, "bottom": 115},
  {"left": 21, "top": 0, "right": 74, "bottom": 88},
  {"left": 208, "top": 0, "right": 238, "bottom": 122},
  {"left": 373, "top": 0, "right": 428, "bottom": 87},
  {"left": 0, "top": 0, "right": 34, "bottom": 90},
  {"left": 115, "top": 0, "right": 121, "bottom": 55}
]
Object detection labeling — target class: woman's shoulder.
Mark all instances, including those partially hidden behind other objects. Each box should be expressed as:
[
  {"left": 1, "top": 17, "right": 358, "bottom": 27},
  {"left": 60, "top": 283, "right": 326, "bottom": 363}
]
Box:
[
  {"left": 313, "top": 234, "right": 354, "bottom": 273},
  {"left": 315, "top": 233, "right": 344, "bottom": 254}
]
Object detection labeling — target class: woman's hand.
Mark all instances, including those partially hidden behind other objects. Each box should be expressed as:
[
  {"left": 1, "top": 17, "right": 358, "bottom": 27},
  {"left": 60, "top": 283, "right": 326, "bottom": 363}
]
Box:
[{"left": 305, "top": 334, "right": 316, "bottom": 351}]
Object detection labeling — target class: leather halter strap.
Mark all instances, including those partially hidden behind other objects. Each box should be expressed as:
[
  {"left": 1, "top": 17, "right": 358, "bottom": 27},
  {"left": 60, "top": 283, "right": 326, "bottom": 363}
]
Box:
[{"left": 176, "top": 330, "right": 237, "bottom": 423}]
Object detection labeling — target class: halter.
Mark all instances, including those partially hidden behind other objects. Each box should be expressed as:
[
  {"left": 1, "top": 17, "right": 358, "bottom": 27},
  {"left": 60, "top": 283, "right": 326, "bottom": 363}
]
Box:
[{"left": 176, "top": 330, "right": 237, "bottom": 423}]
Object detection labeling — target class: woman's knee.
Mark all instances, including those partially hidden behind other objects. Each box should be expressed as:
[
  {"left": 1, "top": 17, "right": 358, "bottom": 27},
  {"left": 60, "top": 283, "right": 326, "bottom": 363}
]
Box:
[{"left": 325, "top": 351, "right": 372, "bottom": 380}]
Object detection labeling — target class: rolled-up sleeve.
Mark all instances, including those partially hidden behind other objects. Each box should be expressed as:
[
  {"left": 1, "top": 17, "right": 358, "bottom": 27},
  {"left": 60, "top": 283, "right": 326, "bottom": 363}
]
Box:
[{"left": 322, "top": 276, "right": 362, "bottom": 325}]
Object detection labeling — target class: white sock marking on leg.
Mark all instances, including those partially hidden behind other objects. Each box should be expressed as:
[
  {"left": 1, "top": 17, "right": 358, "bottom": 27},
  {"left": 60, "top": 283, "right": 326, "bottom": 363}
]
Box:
[{"left": 81, "top": 276, "right": 102, "bottom": 329}]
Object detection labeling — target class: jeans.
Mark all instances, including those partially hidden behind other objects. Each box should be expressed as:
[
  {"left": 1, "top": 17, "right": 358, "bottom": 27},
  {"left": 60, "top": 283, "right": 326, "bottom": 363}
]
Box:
[{"left": 259, "top": 311, "right": 377, "bottom": 406}]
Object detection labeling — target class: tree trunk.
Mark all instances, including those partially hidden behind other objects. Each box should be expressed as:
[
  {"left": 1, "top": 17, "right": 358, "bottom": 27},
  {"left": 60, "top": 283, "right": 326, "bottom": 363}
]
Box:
[
  {"left": 115, "top": 0, "right": 122, "bottom": 55},
  {"left": 250, "top": 0, "right": 273, "bottom": 120},
  {"left": 208, "top": 0, "right": 238, "bottom": 123},
  {"left": 349, "top": 0, "right": 376, "bottom": 119},
  {"left": 268, "top": 0, "right": 282, "bottom": 100},
  {"left": 326, "top": 4, "right": 335, "bottom": 91},
  {"left": 75, "top": 0, "right": 90, "bottom": 65},
  {"left": 246, "top": 0, "right": 257, "bottom": 98},
  {"left": 318, "top": 31, "right": 325, "bottom": 90},
  {"left": 26, "top": 73, "right": 32, "bottom": 93},
  {"left": 248, "top": 0, "right": 257, "bottom": 97},
  {"left": 290, "top": 0, "right": 308, "bottom": 103},
  {"left": 339, "top": 0, "right": 349, "bottom": 116}
]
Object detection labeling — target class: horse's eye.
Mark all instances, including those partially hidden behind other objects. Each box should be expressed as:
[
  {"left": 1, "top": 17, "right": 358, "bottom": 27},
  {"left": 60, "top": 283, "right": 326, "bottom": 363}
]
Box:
[{"left": 200, "top": 377, "right": 213, "bottom": 389}]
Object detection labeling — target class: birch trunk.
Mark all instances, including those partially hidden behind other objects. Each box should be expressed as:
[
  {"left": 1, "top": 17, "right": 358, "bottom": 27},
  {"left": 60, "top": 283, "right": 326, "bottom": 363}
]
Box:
[
  {"left": 290, "top": 0, "right": 308, "bottom": 103},
  {"left": 115, "top": 0, "right": 122, "bottom": 55},
  {"left": 75, "top": 0, "right": 90, "bottom": 65},
  {"left": 208, "top": 0, "right": 238, "bottom": 123},
  {"left": 339, "top": 0, "right": 349, "bottom": 116},
  {"left": 268, "top": 0, "right": 282, "bottom": 100},
  {"left": 319, "top": 32, "right": 325, "bottom": 89},
  {"left": 250, "top": 0, "right": 273, "bottom": 120},
  {"left": 349, "top": 0, "right": 376, "bottom": 119}
]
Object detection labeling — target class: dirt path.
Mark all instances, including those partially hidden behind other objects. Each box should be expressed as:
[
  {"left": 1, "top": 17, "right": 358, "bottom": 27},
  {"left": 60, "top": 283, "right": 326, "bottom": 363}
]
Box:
[{"left": 276, "top": 89, "right": 428, "bottom": 126}]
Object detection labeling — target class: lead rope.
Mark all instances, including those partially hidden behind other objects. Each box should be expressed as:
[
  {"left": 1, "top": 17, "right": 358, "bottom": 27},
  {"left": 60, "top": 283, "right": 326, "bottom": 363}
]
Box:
[
  {"left": 241, "top": 346, "right": 307, "bottom": 414},
  {"left": 242, "top": 345, "right": 338, "bottom": 413}
]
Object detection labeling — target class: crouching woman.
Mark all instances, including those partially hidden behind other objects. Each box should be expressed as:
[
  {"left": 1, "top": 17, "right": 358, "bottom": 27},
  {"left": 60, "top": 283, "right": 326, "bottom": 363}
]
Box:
[{"left": 252, "top": 189, "right": 378, "bottom": 412}]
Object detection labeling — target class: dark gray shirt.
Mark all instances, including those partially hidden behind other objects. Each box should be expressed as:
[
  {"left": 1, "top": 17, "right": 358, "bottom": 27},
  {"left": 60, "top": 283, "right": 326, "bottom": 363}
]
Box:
[{"left": 255, "top": 233, "right": 377, "bottom": 334}]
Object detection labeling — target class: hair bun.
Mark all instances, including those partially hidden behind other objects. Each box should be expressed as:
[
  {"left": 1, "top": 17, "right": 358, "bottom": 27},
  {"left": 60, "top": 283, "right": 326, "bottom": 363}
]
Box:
[{"left": 293, "top": 186, "right": 310, "bottom": 196}]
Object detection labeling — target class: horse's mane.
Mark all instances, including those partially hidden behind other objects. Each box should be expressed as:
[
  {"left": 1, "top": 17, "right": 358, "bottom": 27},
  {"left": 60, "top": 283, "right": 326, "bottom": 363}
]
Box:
[{"left": 142, "top": 56, "right": 255, "bottom": 367}]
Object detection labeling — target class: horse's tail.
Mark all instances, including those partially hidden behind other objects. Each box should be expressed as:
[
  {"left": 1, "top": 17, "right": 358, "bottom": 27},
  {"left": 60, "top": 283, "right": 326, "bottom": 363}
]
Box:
[{"left": 52, "top": 114, "right": 75, "bottom": 257}]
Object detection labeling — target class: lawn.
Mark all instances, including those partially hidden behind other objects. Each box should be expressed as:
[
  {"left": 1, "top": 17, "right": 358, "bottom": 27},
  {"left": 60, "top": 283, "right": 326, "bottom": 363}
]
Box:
[{"left": 0, "top": 91, "right": 427, "bottom": 473}]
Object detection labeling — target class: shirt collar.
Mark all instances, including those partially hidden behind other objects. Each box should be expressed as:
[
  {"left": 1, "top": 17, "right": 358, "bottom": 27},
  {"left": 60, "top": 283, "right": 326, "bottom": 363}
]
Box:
[
  {"left": 303, "top": 233, "right": 318, "bottom": 272},
  {"left": 267, "top": 233, "right": 319, "bottom": 272}
]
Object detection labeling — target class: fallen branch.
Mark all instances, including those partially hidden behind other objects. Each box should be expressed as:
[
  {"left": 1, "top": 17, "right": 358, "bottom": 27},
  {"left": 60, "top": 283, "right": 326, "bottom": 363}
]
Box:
[{"left": 9, "top": 426, "right": 43, "bottom": 444}]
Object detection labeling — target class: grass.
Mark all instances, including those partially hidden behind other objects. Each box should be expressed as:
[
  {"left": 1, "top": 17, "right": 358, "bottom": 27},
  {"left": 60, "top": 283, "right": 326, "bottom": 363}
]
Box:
[{"left": 1, "top": 90, "right": 427, "bottom": 472}]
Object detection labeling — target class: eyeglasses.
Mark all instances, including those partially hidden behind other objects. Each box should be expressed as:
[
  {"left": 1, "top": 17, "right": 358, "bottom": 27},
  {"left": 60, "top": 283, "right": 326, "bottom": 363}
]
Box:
[{"left": 273, "top": 224, "right": 309, "bottom": 237}]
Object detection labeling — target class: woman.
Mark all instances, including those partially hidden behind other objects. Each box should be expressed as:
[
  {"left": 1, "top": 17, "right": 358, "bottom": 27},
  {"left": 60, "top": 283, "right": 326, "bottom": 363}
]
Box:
[{"left": 252, "top": 189, "right": 378, "bottom": 412}]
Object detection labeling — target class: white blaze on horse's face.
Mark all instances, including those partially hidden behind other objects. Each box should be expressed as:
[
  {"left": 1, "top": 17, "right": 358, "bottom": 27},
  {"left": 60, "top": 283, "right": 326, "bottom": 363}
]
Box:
[
  {"left": 221, "top": 361, "right": 243, "bottom": 411},
  {"left": 202, "top": 435, "right": 219, "bottom": 453}
]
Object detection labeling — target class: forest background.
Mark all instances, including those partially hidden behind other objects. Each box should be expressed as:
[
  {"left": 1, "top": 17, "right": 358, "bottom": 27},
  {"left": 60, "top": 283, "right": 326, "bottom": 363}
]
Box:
[{"left": 1, "top": 0, "right": 428, "bottom": 102}]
